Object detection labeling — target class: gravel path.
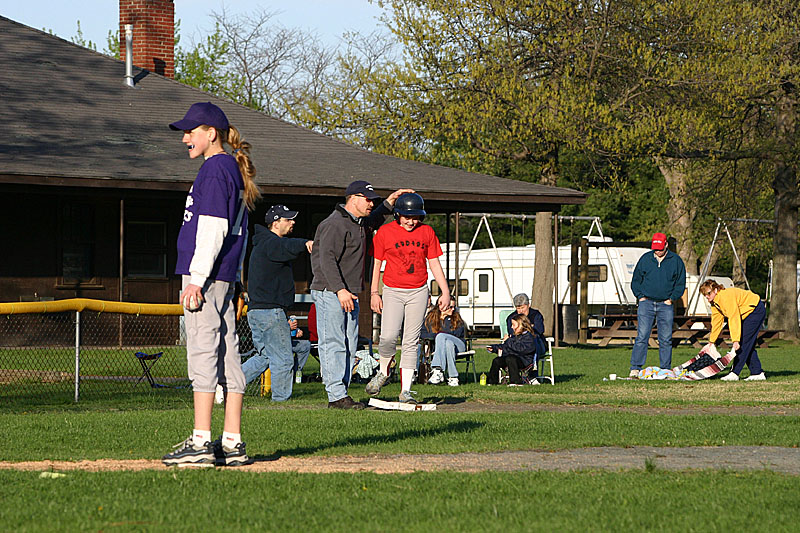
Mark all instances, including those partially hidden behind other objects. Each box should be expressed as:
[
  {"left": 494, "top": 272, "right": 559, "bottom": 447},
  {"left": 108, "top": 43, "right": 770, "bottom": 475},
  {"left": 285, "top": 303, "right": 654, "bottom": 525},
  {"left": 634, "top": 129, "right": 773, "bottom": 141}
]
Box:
[{"left": 2, "top": 446, "right": 799, "bottom": 474}]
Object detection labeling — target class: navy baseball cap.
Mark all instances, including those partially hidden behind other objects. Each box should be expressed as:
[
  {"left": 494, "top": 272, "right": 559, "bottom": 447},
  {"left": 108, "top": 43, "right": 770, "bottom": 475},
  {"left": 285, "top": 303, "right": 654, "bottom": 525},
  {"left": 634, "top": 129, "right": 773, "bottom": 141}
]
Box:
[
  {"left": 265, "top": 205, "right": 298, "bottom": 223},
  {"left": 169, "top": 102, "right": 229, "bottom": 131},
  {"left": 344, "top": 180, "right": 381, "bottom": 200}
]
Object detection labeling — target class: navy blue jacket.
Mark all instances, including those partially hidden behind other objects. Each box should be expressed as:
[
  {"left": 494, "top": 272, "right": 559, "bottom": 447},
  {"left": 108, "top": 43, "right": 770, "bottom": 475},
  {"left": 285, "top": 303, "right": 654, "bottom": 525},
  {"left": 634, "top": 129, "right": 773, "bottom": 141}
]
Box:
[
  {"left": 420, "top": 316, "right": 465, "bottom": 342},
  {"left": 631, "top": 250, "right": 686, "bottom": 302},
  {"left": 491, "top": 331, "right": 536, "bottom": 367},
  {"left": 247, "top": 225, "right": 309, "bottom": 311},
  {"left": 507, "top": 308, "right": 546, "bottom": 356}
]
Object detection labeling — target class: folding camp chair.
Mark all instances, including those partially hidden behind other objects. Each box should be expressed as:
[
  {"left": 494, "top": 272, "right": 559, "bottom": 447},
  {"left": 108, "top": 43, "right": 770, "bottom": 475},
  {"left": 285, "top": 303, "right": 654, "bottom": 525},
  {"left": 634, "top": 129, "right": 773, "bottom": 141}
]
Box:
[
  {"left": 417, "top": 338, "right": 434, "bottom": 384},
  {"left": 417, "top": 332, "right": 477, "bottom": 384},
  {"left": 455, "top": 334, "right": 477, "bottom": 383},
  {"left": 134, "top": 351, "right": 165, "bottom": 388},
  {"left": 520, "top": 337, "right": 555, "bottom": 385}
]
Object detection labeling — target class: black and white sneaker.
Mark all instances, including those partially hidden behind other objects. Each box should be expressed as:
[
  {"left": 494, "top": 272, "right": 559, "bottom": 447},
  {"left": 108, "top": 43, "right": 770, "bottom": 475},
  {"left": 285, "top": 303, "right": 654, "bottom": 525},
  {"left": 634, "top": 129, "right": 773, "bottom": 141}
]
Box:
[
  {"left": 365, "top": 371, "right": 391, "bottom": 396},
  {"left": 214, "top": 439, "right": 251, "bottom": 466},
  {"left": 162, "top": 437, "right": 215, "bottom": 467}
]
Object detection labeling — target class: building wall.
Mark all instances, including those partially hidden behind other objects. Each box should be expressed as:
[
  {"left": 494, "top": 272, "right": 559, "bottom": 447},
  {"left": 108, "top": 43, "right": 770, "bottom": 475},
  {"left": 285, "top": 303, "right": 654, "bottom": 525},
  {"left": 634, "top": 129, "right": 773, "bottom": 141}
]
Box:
[{"left": 1, "top": 185, "right": 380, "bottom": 337}]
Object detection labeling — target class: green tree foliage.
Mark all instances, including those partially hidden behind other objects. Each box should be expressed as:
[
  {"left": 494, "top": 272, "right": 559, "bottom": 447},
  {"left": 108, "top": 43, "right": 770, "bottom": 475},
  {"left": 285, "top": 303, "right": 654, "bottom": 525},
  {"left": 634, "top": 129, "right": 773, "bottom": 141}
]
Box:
[
  {"left": 294, "top": 0, "right": 799, "bottom": 332},
  {"left": 174, "top": 23, "right": 241, "bottom": 101},
  {"left": 69, "top": 21, "right": 97, "bottom": 51}
]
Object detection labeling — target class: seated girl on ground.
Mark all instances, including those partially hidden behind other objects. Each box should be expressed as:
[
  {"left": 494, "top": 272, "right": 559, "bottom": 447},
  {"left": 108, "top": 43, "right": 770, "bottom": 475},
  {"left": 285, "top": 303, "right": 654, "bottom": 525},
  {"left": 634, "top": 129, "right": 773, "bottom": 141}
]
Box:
[
  {"left": 486, "top": 315, "right": 538, "bottom": 385},
  {"left": 420, "top": 303, "right": 466, "bottom": 386}
]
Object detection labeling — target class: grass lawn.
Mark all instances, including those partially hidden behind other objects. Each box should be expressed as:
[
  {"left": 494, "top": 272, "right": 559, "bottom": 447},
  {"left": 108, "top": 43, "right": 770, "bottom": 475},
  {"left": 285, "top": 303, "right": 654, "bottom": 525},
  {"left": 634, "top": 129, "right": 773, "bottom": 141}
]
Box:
[
  {"left": 4, "top": 341, "right": 799, "bottom": 409},
  {"left": 2, "top": 470, "right": 799, "bottom": 532},
  {"left": 2, "top": 341, "right": 798, "bottom": 531}
]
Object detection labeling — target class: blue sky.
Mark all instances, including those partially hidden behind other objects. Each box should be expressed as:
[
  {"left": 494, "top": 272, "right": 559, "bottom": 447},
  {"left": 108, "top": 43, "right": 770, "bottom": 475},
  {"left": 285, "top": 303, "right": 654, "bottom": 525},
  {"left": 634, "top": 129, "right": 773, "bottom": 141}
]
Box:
[{"left": 3, "top": 1, "right": 388, "bottom": 50}]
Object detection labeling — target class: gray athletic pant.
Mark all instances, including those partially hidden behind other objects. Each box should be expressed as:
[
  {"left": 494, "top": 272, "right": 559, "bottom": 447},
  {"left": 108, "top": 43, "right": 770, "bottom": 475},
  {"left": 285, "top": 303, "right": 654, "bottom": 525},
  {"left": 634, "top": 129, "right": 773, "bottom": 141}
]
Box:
[
  {"left": 183, "top": 276, "right": 246, "bottom": 394},
  {"left": 378, "top": 285, "right": 429, "bottom": 370}
]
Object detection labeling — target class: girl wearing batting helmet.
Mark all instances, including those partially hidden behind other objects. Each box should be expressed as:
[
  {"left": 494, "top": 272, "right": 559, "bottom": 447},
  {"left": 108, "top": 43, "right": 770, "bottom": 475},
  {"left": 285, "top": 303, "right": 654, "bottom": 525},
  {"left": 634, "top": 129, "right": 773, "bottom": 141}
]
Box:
[{"left": 365, "top": 193, "right": 451, "bottom": 404}]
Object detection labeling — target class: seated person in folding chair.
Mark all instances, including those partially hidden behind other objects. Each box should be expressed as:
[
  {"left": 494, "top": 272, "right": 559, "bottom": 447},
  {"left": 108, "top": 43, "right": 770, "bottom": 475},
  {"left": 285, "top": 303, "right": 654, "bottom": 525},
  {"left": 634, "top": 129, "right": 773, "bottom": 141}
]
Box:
[
  {"left": 486, "top": 315, "right": 538, "bottom": 385},
  {"left": 506, "top": 292, "right": 547, "bottom": 365},
  {"left": 420, "top": 302, "right": 466, "bottom": 387},
  {"left": 289, "top": 315, "right": 312, "bottom": 381}
]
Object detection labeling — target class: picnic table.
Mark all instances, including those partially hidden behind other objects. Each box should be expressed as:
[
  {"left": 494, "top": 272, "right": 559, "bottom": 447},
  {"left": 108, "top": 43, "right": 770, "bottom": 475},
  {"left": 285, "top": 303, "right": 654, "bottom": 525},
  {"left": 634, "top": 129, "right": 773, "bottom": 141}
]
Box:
[{"left": 590, "top": 314, "right": 781, "bottom": 349}]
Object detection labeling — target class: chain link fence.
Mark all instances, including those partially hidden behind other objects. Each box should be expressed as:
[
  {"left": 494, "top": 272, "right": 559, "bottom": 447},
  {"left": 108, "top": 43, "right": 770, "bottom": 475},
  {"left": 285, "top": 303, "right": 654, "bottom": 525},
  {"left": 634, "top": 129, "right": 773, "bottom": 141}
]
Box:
[
  {"left": 1, "top": 310, "right": 188, "bottom": 402},
  {"left": 0, "top": 299, "right": 263, "bottom": 403}
]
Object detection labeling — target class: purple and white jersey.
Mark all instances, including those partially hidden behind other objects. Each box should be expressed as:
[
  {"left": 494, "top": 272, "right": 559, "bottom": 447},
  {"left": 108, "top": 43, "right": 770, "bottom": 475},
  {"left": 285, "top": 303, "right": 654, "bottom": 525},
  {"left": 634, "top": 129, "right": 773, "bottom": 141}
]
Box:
[{"left": 176, "top": 154, "right": 248, "bottom": 285}]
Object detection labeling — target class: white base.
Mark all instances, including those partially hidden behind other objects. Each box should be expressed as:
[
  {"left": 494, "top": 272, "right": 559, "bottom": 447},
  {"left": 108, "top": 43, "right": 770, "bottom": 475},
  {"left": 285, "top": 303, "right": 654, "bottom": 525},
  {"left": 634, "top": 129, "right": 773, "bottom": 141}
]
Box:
[{"left": 368, "top": 398, "right": 436, "bottom": 411}]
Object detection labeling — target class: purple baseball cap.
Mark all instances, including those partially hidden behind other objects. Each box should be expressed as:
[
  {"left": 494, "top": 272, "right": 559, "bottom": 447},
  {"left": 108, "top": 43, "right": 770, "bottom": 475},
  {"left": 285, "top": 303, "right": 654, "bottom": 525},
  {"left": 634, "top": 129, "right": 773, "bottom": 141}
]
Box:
[{"left": 169, "top": 102, "right": 229, "bottom": 131}]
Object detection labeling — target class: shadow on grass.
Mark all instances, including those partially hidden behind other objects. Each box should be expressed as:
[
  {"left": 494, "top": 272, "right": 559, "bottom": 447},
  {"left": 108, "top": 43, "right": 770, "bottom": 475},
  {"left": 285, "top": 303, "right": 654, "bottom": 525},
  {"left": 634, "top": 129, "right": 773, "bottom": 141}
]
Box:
[
  {"left": 0, "top": 387, "right": 193, "bottom": 411},
  {"left": 550, "top": 373, "right": 582, "bottom": 384},
  {"left": 425, "top": 396, "right": 468, "bottom": 406},
  {"left": 761, "top": 370, "right": 800, "bottom": 378},
  {"left": 259, "top": 420, "right": 483, "bottom": 461}
]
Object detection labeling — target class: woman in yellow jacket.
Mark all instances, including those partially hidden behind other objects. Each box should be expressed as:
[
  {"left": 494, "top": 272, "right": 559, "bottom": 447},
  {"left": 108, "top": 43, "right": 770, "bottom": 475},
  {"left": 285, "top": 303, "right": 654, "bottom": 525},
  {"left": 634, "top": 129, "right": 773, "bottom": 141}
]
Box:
[{"left": 698, "top": 280, "right": 766, "bottom": 381}]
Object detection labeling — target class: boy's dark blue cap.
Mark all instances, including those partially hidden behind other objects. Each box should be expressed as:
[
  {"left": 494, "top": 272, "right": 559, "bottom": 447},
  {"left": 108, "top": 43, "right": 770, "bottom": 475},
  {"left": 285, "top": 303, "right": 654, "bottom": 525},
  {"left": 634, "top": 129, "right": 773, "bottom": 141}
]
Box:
[
  {"left": 265, "top": 205, "right": 299, "bottom": 223},
  {"left": 169, "top": 102, "right": 229, "bottom": 131}
]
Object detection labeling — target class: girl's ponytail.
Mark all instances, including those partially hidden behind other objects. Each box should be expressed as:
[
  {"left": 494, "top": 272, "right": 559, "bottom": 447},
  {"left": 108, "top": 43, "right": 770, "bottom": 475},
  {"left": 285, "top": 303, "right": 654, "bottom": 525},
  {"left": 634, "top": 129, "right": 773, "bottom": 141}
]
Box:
[{"left": 221, "top": 125, "right": 261, "bottom": 212}]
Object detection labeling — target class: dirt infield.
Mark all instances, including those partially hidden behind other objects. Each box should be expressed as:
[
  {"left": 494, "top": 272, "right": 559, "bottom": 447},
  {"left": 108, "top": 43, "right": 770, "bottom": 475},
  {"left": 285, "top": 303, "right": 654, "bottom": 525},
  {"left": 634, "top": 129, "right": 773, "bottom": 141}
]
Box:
[{"left": 2, "top": 446, "right": 799, "bottom": 475}]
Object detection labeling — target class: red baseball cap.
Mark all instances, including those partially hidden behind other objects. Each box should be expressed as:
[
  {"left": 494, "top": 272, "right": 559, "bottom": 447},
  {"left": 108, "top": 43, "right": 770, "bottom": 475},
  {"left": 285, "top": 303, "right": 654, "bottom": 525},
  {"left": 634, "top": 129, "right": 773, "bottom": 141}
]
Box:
[{"left": 651, "top": 232, "right": 667, "bottom": 250}]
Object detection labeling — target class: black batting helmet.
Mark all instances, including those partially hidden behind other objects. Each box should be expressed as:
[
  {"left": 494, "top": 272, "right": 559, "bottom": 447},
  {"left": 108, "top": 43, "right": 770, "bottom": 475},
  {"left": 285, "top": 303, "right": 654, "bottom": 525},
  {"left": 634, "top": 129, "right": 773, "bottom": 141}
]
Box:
[{"left": 393, "top": 192, "right": 426, "bottom": 221}]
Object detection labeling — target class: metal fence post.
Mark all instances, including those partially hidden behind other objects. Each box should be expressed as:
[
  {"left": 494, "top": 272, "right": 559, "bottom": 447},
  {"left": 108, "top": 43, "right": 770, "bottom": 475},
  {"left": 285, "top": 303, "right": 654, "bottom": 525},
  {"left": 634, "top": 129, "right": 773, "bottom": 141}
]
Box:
[{"left": 74, "top": 310, "right": 80, "bottom": 402}]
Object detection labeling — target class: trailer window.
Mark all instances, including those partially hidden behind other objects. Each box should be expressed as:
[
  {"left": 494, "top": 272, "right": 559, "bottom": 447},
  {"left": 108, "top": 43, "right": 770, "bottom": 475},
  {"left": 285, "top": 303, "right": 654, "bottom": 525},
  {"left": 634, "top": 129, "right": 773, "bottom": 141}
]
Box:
[
  {"left": 478, "top": 273, "right": 489, "bottom": 292},
  {"left": 568, "top": 265, "right": 608, "bottom": 282},
  {"left": 431, "top": 279, "right": 468, "bottom": 296}
]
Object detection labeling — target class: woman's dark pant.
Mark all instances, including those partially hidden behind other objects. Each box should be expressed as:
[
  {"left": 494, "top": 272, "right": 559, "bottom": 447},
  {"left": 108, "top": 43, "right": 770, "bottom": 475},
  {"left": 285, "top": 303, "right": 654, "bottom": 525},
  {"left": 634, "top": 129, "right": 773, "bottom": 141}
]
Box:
[
  {"left": 487, "top": 355, "right": 523, "bottom": 384},
  {"left": 732, "top": 300, "right": 765, "bottom": 375}
]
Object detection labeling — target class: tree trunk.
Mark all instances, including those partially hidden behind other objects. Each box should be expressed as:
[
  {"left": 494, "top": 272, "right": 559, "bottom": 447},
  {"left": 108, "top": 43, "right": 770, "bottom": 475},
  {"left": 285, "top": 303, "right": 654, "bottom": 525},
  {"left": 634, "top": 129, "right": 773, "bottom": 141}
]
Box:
[
  {"left": 731, "top": 221, "right": 749, "bottom": 289},
  {"left": 532, "top": 154, "right": 558, "bottom": 336},
  {"left": 532, "top": 212, "right": 554, "bottom": 336},
  {"left": 657, "top": 158, "right": 699, "bottom": 275},
  {"left": 770, "top": 89, "right": 799, "bottom": 339}
]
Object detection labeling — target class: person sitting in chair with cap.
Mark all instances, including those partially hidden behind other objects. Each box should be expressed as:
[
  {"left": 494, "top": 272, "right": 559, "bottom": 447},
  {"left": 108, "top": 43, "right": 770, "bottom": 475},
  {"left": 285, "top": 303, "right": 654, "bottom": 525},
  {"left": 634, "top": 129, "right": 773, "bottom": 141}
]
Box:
[{"left": 628, "top": 232, "right": 686, "bottom": 377}]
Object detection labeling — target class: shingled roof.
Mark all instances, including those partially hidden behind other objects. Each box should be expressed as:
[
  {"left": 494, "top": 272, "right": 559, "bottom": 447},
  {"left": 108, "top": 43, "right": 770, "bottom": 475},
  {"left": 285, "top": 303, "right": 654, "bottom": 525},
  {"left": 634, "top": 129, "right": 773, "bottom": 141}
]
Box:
[{"left": 0, "top": 16, "right": 585, "bottom": 212}]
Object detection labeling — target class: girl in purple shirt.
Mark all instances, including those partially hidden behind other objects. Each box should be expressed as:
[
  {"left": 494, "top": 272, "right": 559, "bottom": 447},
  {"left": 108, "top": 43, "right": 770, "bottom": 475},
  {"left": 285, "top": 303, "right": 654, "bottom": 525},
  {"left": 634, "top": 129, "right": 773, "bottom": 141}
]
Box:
[{"left": 163, "top": 102, "right": 261, "bottom": 468}]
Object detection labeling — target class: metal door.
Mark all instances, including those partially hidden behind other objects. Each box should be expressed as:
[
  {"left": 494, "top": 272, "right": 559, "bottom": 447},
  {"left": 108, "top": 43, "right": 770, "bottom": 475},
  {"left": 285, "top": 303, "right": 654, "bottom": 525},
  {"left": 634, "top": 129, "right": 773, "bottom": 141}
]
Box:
[{"left": 472, "top": 269, "right": 494, "bottom": 325}]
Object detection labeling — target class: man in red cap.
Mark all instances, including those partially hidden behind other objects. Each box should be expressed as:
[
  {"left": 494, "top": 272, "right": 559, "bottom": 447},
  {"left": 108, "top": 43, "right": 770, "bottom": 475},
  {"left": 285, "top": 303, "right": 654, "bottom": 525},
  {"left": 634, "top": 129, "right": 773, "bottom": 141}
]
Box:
[{"left": 628, "top": 232, "right": 686, "bottom": 377}]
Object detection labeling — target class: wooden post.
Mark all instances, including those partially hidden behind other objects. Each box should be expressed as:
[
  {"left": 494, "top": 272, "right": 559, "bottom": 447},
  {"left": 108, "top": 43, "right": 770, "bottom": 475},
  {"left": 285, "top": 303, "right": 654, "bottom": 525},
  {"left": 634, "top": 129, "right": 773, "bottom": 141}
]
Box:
[
  {"left": 579, "top": 237, "right": 589, "bottom": 343},
  {"left": 570, "top": 238, "right": 579, "bottom": 305},
  {"left": 553, "top": 214, "right": 559, "bottom": 346},
  {"left": 454, "top": 212, "right": 460, "bottom": 299},
  {"left": 445, "top": 212, "right": 451, "bottom": 282},
  {"left": 119, "top": 198, "right": 124, "bottom": 348}
]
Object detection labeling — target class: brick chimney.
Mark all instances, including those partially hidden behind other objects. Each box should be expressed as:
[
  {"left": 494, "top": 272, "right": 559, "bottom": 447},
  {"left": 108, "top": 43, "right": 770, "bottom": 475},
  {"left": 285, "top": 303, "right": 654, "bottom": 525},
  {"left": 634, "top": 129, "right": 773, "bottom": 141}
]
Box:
[{"left": 119, "top": 0, "right": 175, "bottom": 78}]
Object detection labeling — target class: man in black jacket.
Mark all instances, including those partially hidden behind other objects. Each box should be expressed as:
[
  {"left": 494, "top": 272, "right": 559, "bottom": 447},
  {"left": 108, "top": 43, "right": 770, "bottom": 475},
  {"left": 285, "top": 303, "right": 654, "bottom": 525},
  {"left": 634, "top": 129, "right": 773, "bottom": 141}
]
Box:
[
  {"left": 310, "top": 181, "right": 412, "bottom": 409},
  {"left": 240, "top": 205, "right": 312, "bottom": 401}
]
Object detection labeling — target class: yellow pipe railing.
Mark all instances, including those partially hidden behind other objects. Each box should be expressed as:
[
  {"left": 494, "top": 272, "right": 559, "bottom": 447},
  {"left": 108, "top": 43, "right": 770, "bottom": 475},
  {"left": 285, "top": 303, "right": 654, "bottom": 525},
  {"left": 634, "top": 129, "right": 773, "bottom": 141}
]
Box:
[{"left": 0, "top": 298, "right": 184, "bottom": 316}]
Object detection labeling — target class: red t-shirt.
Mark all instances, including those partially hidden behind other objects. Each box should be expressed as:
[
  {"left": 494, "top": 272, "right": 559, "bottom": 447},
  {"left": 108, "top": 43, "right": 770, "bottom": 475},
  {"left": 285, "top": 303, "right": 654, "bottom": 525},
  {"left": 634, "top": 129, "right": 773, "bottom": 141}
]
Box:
[{"left": 373, "top": 221, "right": 443, "bottom": 289}]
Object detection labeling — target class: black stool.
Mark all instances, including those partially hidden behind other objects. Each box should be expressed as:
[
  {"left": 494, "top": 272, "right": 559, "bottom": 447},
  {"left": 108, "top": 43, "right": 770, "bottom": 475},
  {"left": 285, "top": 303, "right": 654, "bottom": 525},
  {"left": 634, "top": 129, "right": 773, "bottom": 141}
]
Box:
[{"left": 135, "top": 351, "right": 165, "bottom": 388}]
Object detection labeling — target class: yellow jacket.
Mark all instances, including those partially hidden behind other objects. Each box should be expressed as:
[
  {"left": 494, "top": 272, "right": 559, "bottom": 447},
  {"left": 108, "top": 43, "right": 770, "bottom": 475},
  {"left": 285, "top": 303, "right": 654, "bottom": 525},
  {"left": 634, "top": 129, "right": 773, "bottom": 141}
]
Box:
[{"left": 709, "top": 287, "right": 761, "bottom": 343}]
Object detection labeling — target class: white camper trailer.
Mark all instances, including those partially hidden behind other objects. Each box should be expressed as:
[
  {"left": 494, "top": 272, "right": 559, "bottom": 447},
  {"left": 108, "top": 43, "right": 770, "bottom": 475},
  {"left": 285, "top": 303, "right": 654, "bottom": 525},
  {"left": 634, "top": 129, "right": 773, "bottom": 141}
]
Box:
[{"left": 424, "top": 238, "right": 732, "bottom": 331}]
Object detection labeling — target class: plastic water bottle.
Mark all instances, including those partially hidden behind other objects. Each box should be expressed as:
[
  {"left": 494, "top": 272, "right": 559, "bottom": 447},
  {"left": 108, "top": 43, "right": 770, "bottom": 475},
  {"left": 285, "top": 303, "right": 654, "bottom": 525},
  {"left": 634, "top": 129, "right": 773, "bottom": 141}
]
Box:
[
  {"left": 289, "top": 315, "right": 298, "bottom": 337},
  {"left": 479, "top": 373, "right": 487, "bottom": 386}
]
